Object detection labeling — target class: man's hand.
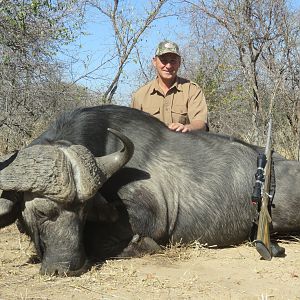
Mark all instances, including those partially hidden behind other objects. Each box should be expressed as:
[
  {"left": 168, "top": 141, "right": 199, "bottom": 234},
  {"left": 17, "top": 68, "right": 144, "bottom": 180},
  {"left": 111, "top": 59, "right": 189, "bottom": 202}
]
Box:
[
  {"left": 168, "top": 120, "right": 207, "bottom": 133},
  {"left": 168, "top": 123, "right": 192, "bottom": 133}
]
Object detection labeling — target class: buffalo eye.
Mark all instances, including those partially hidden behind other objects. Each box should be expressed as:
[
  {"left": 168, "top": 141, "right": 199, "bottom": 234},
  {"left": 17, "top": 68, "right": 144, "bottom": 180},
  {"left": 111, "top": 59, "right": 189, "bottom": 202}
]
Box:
[{"left": 34, "top": 201, "right": 59, "bottom": 222}]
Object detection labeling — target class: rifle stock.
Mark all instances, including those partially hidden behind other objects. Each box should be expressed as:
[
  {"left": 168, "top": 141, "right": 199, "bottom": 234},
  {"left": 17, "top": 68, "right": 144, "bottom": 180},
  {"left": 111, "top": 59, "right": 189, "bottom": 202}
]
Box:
[
  {"left": 255, "top": 195, "right": 272, "bottom": 260},
  {"left": 254, "top": 119, "right": 273, "bottom": 260}
]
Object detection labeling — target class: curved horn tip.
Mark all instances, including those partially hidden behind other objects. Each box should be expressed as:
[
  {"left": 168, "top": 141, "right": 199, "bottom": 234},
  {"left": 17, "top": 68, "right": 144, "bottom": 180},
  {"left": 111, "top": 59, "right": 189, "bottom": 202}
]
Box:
[
  {"left": 107, "top": 128, "right": 134, "bottom": 152},
  {"left": 95, "top": 128, "right": 134, "bottom": 179}
]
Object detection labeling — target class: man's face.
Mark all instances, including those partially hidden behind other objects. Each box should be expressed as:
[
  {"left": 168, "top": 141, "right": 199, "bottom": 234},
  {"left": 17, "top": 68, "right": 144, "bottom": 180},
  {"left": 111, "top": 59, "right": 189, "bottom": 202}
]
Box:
[{"left": 153, "top": 53, "right": 181, "bottom": 83}]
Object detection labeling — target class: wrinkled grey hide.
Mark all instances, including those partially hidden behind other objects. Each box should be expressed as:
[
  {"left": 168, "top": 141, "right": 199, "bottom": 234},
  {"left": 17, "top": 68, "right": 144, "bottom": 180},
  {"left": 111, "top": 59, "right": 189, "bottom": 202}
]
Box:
[{"left": 1, "top": 105, "right": 300, "bottom": 276}]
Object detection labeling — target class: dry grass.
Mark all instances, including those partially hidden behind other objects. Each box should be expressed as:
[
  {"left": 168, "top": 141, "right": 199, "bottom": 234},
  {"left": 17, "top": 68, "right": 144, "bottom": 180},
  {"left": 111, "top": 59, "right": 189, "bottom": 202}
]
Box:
[
  {"left": 3, "top": 214, "right": 292, "bottom": 297},
  {"left": 1, "top": 226, "right": 300, "bottom": 299}
]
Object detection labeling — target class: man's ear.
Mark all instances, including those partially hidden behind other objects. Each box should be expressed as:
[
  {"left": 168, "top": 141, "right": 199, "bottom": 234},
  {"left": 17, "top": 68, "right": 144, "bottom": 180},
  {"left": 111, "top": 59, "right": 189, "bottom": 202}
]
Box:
[{"left": 152, "top": 57, "right": 157, "bottom": 68}]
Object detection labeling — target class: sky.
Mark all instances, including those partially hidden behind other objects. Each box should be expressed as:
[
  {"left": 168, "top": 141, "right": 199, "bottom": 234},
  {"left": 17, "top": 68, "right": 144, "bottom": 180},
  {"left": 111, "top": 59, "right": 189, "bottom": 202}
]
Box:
[
  {"left": 60, "top": 0, "right": 300, "bottom": 105},
  {"left": 59, "top": 0, "right": 189, "bottom": 104}
]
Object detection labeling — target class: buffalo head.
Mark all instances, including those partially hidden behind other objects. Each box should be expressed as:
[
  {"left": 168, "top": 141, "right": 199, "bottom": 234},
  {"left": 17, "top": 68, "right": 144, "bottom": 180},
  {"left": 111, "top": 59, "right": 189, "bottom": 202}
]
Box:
[{"left": 0, "top": 129, "right": 134, "bottom": 276}]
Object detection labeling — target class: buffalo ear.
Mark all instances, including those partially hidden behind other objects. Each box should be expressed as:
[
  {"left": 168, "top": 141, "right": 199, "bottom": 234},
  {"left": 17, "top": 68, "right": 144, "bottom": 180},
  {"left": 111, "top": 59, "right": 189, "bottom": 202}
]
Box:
[
  {"left": 0, "top": 191, "right": 22, "bottom": 228},
  {"left": 0, "top": 197, "right": 20, "bottom": 228}
]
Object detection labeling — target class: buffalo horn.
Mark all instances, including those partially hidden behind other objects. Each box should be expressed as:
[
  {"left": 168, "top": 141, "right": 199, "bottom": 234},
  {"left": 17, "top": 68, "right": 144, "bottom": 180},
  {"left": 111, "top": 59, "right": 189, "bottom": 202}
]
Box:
[
  {"left": 0, "top": 152, "right": 18, "bottom": 171},
  {"left": 0, "top": 129, "right": 134, "bottom": 203},
  {"left": 0, "top": 145, "right": 76, "bottom": 202},
  {"left": 95, "top": 128, "right": 134, "bottom": 179}
]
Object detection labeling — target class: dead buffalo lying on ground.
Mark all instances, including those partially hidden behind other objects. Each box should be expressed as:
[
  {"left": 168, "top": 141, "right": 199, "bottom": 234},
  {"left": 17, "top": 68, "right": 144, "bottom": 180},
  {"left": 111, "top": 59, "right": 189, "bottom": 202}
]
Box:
[{"left": 0, "top": 105, "right": 299, "bottom": 276}]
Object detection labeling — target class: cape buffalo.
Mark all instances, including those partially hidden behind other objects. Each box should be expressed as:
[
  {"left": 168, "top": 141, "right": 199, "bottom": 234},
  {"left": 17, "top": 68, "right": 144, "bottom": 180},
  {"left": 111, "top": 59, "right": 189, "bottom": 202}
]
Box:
[{"left": 0, "top": 105, "right": 299, "bottom": 276}]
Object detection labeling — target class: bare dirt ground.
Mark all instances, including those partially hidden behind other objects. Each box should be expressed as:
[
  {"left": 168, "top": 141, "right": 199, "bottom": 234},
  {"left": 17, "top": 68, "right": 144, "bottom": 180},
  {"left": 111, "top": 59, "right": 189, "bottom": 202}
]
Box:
[{"left": 1, "top": 224, "right": 300, "bottom": 300}]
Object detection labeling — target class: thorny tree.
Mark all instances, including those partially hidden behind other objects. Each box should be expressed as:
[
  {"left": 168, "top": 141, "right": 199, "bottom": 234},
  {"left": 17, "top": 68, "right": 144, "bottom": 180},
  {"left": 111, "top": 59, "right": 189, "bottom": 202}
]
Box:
[
  {"left": 0, "top": 0, "right": 85, "bottom": 152},
  {"left": 183, "top": 0, "right": 300, "bottom": 151}
]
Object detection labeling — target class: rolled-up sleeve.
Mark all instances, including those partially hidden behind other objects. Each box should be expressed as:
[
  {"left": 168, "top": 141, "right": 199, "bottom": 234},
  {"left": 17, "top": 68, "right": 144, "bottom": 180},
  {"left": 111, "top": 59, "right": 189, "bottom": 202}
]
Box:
[
  {"left": 131, "top": 93, "right": 142, "bottom": 110},
  {"left": 187, "top": 83, "right": 208, "bottom": 123}
]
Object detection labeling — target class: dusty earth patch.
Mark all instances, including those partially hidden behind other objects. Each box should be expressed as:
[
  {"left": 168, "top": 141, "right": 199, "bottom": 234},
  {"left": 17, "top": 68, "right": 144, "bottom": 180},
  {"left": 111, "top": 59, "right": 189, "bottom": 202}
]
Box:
[{"left": 1, "top": 224, "right": 300, "bottom": 300}]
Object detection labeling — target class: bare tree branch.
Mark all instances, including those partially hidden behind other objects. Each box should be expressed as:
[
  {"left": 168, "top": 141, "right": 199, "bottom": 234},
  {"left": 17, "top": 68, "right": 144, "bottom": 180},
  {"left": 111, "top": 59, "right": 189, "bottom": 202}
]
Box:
[{"left": 86, "top": 0, "right": 170, "bottom": 102}]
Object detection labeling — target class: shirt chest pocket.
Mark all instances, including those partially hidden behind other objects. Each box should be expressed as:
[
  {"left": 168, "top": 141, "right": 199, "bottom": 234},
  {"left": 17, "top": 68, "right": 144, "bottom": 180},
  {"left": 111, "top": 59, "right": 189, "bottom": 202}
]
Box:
[
  {"left": 171, "top": 105, "right": 188, "bottom": 124},
  {"left": 143, "top": 105, "right": 160, "bottom": 119}
]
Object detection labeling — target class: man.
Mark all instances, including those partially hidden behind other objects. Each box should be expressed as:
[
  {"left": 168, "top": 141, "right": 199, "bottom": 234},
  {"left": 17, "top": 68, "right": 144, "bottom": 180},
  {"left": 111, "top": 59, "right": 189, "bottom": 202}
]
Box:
[{"left": 131, "top": 40, "right": 208, "bottom": 132}]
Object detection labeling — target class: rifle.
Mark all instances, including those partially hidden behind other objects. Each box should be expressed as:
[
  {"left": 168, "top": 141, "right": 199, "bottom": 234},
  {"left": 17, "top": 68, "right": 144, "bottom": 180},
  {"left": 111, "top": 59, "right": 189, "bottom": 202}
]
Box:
[{"left": 252, "top": 118, "right": 273, "bottom": 260}]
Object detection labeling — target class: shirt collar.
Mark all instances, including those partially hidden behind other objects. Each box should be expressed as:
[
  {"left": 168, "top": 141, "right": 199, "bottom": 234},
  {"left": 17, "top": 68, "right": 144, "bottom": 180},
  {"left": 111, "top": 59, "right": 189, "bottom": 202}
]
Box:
[{"left": 150, "top": 77, "right": 182, "bottom": 95}]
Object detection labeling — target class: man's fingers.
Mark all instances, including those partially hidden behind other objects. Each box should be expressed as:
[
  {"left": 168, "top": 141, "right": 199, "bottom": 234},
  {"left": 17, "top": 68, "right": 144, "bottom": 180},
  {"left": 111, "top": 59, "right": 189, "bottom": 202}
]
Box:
[
  {"left": 168, "top": 123, "right": 179, "bottom": 130},
  {"left": 168, "top": 123, "right": 190, "bottom": 133},
  {"left": 176, "top": 124, "right": 185, "bottom": 131}
]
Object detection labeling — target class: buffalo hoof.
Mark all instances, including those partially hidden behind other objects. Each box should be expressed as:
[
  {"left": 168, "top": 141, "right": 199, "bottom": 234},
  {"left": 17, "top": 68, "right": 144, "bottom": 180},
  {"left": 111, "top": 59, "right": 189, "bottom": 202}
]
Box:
[{"left": 117, "top": 234, "right": 162, "bottom": 258}]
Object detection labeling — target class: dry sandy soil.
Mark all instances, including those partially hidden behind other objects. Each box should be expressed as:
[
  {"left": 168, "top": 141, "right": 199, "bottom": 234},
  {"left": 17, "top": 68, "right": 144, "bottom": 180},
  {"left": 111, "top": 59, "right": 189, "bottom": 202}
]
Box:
[{"left": 1, "top": 224, "right": 300, "bottom": 300}]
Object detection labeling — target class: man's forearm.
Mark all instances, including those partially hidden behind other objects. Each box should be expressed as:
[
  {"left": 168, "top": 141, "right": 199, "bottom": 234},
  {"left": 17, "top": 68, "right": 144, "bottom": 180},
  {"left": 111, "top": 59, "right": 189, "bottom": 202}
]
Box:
[{"left": 188, "top": 120, "right": 208, "bottom": 131}]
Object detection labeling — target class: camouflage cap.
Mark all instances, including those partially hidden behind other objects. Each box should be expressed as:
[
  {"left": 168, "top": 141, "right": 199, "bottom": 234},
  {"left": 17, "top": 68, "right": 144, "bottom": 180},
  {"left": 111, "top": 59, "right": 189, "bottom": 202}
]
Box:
[{"left": 155, "top": 41, "right": 181, "bottom": 57}]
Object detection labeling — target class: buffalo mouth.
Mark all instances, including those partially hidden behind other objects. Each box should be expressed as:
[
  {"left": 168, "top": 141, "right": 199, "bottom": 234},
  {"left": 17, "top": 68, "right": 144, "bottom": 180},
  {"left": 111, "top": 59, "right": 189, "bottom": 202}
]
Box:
[{"left": 38, "top": 244, "right": 90, "bottom": 277}]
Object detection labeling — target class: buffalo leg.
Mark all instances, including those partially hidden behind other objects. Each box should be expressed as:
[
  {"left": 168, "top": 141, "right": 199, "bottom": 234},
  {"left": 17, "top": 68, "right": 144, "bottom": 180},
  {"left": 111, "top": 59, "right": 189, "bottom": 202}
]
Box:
[{"left": 117, "top": 234, "right": 162, "bottom": 257}]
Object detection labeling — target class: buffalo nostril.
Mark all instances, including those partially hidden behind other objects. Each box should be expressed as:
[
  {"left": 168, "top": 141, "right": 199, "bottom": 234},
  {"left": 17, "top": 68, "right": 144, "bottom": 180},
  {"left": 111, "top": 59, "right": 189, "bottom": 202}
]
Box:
[
  {"left": 40, "top": 267, "right": 65, "bottom": 276},
  {"left": 40, "top": 259, "right": 89, "bottom": 276}
]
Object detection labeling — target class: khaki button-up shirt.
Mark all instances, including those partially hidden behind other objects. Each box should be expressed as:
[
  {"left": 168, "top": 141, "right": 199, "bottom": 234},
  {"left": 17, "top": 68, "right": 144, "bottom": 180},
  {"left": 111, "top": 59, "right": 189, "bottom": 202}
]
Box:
[{"left": 131, "top": 77, "right": 208, "bottom": 126}]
